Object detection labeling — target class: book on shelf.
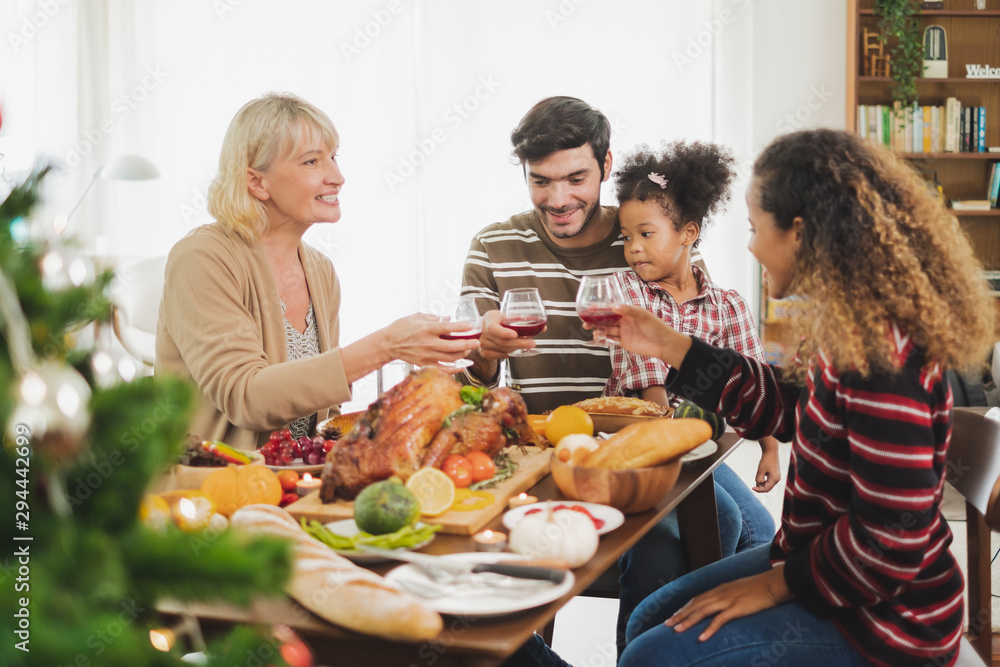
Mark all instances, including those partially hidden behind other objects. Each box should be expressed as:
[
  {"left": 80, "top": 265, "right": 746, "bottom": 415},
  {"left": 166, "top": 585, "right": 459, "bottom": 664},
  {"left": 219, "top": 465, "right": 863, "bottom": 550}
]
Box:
[
  {"left": 978, "top": 107, "right": 987, "bottom": 153},
  {"left": 988, "top": 163, "right": 1000, "bottom": 208},
  {"left": 951, "top": 199, "right": 992, "bottom": 211}
]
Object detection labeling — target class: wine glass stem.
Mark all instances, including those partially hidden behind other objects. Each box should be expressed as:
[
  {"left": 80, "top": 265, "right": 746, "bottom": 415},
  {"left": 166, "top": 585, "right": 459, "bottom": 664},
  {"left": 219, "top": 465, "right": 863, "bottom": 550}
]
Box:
[{"left": 593, "top": 327, "right": 607, "bottom": 345}]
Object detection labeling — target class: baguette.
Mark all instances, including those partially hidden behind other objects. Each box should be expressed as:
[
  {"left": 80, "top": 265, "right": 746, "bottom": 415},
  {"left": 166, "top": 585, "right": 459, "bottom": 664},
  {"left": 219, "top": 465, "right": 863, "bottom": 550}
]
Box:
[
  {"left": 572, "top": 396, "right": 672, "bottom": 417},
  {"left": 579, "top": 419, "right": 711, "bottom": 470},
  {"left": 230, "top": 505, "right": 442, "bottom": 642}
]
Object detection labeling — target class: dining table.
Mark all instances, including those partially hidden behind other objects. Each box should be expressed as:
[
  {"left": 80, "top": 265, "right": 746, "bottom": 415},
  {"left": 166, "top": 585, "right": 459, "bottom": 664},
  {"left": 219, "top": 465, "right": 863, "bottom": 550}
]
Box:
[{"left": 159, "top": 430, "right": 745, "bottom": 667}]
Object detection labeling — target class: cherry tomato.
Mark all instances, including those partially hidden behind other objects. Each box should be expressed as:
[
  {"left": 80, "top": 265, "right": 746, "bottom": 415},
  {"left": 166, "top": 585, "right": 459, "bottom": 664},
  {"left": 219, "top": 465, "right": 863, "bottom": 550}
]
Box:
[
  {"left": 442, "top": 454, "right": 473, "bottom": 488},
  {"left": 465, "top": 451, "right": 496, "bottom": 482}
]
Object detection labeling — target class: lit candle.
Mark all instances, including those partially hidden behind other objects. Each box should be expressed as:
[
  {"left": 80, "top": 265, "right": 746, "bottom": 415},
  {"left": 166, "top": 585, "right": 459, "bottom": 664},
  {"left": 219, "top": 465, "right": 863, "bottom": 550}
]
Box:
[
  {"left": 473, "top": 529, "right": 508, "bottom": 552},
  {"left": 296, "top": 472, "right": 322, "bottom": 497},
  {"left": 508, "top": 492, "right": 538, "bottom": 509},
  {"left": 171, "top": 496, "right": 214, "bottom": 532}
]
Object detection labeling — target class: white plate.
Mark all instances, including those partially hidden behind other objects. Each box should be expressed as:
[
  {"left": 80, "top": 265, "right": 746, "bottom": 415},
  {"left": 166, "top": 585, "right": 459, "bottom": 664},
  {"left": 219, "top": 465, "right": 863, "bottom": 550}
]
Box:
[
  {"left": 265, "top": 462, "right": 324, "bottom": 474},
  {"left": 681, "top": 439, "right": 718, "bottom": 463},
  {"left": 502, "top": 501, "right": 625, "bottom": 536},
  {"left": 384, "top": 552, "right": 575, "bottom": 618},
  {"left": 322, "top": 519, "right": 436, "bottom": 563}
]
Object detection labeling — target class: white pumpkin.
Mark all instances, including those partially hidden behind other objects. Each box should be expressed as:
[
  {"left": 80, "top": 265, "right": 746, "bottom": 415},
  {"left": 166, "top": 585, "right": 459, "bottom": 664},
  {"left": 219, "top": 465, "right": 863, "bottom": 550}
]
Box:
[{"left": 508, "top": 508, "right": 599, "bottom": 568}]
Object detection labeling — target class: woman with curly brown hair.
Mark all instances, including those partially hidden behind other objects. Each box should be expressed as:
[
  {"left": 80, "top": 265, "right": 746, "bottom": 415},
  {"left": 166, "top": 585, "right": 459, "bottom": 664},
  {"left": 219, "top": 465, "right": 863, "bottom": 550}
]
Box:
[{"left": 612, "top": 129, "right": 994, "bottom": 667}]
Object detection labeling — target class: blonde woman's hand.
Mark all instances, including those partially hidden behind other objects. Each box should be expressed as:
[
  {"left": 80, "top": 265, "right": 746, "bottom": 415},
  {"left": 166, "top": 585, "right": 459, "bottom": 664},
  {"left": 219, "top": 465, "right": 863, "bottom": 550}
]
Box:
[
  {"left": 596, "top": 304, "right": 692, "bottom": 369},
  {"left": 382, "top": 313, "right": 480, "bottom": 368}
]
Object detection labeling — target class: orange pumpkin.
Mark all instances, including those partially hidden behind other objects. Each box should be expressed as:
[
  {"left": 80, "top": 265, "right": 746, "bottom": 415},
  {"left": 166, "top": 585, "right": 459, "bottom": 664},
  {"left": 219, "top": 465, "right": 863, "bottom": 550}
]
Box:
[{"left": 201, "top": 465, "right": 283, "bottom": 516}]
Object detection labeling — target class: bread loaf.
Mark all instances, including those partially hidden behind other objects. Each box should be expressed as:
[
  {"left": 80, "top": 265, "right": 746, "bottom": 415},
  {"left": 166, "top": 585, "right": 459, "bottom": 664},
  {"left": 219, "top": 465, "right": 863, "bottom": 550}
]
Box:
[
  {"left": 580, "top": 419, "right": 711, "bottom": 470},
  {"left": 572, "top": 396, "right": 672, "bottom": 417},
  {"left": 230, "top": 505, "right": 442, "bottom": 641}
]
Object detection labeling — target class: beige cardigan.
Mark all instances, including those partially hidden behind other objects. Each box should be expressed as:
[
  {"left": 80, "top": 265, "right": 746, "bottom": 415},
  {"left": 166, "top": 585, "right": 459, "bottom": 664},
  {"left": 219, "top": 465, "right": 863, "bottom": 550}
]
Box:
[{"left": 155, "top": 224, "right": 351, "bottom": 451}]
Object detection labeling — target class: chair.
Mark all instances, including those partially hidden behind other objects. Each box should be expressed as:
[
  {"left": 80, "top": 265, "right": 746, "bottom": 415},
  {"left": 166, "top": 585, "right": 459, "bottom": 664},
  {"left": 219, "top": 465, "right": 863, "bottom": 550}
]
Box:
[
  {"left": 949, "top": 407, "right": 1000, "bottom": 665},
  {"left": 110, "top": 256, "right": 167, "bottom": 368}
]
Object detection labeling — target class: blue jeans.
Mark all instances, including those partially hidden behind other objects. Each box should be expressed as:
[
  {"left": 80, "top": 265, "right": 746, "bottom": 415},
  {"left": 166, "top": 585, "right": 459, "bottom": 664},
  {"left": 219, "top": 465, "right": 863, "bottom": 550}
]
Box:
[
  {"left": 714, "top": 460, "right": 776, "bottom": 554},
  {"left": 614, "top": 462, "right": 774, "bottom": 659},
  {"left": 621, "top": 545, "right": 868, "bottom": 667}
]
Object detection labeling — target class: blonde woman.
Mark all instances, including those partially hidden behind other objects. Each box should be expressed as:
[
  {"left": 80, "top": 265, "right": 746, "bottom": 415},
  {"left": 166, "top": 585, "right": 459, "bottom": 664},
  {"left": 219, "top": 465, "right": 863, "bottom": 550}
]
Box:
[
  {"left": 608, "top": 129, "right": 994, "bottom": 666},
  {"left": 156, "top": 93, "right": 478, "bottom": 451}
]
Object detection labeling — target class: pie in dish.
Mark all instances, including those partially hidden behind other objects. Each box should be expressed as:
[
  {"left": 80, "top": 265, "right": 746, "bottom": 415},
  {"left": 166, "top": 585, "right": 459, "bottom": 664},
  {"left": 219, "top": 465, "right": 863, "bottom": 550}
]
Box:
[{"left": 571, "top": 396, "right": 672, "bottom": 418}]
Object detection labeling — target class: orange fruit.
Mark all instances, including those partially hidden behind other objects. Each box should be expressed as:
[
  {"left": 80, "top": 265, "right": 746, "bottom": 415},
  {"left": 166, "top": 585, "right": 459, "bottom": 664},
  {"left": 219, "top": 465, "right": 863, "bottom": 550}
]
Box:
[
  {"left": 201, "top": 466, "right": 283, "bottom": 517},
  {"left": 545, "top": 405, "right": 594, "bottom": 446},
  {"left": 527, "top": 414, "right": 549, "bottom": 439},
  {"left": 276, "top": 469, "right": 300, "bottom": 492}
]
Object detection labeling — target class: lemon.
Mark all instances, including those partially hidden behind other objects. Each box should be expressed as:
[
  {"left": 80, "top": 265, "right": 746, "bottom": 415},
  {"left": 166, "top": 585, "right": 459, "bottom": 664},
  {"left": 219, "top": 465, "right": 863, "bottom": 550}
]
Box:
[
  {"left": 405, "top": 468, "right": 456, "bottom": 517},
  {"left": 545, "top": 405, "right": 594, "bottom": 446}
]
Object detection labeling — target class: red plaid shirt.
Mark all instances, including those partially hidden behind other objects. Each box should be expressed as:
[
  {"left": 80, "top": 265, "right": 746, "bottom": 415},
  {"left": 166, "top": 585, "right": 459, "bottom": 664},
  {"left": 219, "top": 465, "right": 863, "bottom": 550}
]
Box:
[{"left": 605, "top": 266, "right": 764, "bottom": 405}]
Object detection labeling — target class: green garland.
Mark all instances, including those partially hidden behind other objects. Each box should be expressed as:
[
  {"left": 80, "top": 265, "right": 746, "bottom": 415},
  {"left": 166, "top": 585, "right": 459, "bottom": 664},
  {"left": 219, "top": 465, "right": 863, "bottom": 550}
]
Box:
[{"left": 0, "top": 166, "right": 293, "bottom": 667}]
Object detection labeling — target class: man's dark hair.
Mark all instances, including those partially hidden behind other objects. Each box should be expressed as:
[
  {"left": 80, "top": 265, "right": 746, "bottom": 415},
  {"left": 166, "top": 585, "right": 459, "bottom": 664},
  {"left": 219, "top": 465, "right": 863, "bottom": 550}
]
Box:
[{"left": 510, "top": 96, "right": 611, "bottom": 178}]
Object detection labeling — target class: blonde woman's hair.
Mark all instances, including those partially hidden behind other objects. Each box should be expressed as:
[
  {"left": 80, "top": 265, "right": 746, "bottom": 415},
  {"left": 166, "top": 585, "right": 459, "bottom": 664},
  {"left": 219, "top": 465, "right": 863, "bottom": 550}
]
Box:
[
  {"left": 753, "top": 129, "right": 994, "bottom": 379},
  {"left": 208, "top": 93, "right": 339, "bottom": 241}
]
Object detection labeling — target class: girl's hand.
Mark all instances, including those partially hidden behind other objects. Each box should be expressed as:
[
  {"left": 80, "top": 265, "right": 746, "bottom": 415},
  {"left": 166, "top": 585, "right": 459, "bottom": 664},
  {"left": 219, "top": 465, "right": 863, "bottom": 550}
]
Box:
[
  {"left": 666, "top": 566, "right": 792, "bottom": 641},
  {"left": 382, "top": 313, "right": 480, "bottom": 368},
  {"left": 599, "top": 304, "right": 692, "bottom": 368},
  {"left": 754, "top": 439, "right": 782, "bottom": 493}
]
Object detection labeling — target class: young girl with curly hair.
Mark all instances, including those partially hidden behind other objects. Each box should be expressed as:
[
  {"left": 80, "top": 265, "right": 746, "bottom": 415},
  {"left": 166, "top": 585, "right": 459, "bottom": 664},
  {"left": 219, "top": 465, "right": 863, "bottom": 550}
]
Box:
[
  {"left": 596, "top": 141, "right": 784, "bottom": 661},
  {"left": 604, "top": 129, "right": 994, "bottom": 666}
]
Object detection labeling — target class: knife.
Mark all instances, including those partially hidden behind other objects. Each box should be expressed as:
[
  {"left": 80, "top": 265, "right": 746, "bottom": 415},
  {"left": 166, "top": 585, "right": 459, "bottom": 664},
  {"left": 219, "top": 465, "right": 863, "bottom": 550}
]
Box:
[{"left": 358, "top": 547, "right": 568, "bottom": 584}]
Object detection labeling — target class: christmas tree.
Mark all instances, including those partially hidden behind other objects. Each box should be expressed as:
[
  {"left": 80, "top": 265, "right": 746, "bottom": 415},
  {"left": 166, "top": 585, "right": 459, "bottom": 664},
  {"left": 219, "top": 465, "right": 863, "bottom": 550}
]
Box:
[{"left": 0, "top": 164, "right": 295, "bottom": 666}]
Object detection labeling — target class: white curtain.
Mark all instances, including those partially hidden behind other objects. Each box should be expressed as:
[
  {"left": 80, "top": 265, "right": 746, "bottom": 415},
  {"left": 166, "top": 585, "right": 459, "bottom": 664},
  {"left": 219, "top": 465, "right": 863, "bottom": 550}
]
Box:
[{"left": 3, "top": 0, "right": 846, "bottom": 410}]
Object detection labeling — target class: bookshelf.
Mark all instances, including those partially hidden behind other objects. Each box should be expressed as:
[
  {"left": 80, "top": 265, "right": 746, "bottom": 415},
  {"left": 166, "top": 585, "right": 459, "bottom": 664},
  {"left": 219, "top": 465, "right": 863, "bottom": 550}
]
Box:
[{"left": 761, "top": 0, "right": 1000, "bottom": 361}]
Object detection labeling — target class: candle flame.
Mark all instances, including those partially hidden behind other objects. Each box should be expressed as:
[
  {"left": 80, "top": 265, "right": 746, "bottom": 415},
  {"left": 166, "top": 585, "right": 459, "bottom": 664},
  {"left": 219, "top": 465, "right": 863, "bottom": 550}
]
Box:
[
  {"left": 482, "top": 529, "right": 493, "bottom": 539},
  {"left": 302, "top": 473, "right": 313, "bottom": 482},
  {"left": 149, "top": 628, "right": 174, "bottom": 652},
  {"left": 178, "top": 497, "right": 196, "bottom": 519}
]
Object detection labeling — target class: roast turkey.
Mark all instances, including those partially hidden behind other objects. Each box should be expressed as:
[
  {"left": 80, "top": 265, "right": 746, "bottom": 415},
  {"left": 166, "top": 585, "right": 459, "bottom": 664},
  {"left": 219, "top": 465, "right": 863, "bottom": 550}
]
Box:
[{"left": 319, "top": 367, "right": 539, "bottom": 501}]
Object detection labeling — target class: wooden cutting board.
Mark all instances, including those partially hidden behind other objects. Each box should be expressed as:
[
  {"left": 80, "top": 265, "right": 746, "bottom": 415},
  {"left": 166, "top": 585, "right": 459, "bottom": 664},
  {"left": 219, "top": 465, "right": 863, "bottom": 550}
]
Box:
[{"left": 287, "top": 447, "right": 553, "bottom": 535}]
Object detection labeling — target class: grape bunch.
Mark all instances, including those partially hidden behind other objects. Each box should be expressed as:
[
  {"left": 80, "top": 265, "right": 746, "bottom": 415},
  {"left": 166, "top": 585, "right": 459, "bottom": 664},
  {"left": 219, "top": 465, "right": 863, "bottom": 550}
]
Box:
[{"left": 261, "top": 429, "right": 333, "bottom": 466}]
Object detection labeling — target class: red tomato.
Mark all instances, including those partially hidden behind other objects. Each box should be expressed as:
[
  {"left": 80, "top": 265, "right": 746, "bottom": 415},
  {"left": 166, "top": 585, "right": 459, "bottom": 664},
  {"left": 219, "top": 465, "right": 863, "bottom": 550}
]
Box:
[
  {"left": 465, "top": 451, "right": 496, "bottom": 482},
  {"left": 442, "top": 454, "right": 473, "bottom": 488}
]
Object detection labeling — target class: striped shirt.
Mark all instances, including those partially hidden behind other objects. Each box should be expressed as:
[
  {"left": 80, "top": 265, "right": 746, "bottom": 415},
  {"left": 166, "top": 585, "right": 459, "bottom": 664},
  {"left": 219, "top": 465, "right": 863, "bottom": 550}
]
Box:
[
  {"left": 670, "top": 330, "right": 962, "bottom": 667},
  {"left": 605, "top": 266, "right": 762, "bottom": 405},
  {"left": 461, "top": 207, "right": 709, "bottom": 413}
]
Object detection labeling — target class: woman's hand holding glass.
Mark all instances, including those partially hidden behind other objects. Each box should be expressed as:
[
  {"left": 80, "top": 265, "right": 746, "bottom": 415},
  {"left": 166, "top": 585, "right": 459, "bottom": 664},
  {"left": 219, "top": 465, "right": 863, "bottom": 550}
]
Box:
[
  {"left": 592, "top": 304, "right": 693, "bottom": 370},
  {"left": 434, "top": 296, "right": 482, "bottom": 371},
  {"left": 380, "top": 313, "right": 481, "bottom": 369}
]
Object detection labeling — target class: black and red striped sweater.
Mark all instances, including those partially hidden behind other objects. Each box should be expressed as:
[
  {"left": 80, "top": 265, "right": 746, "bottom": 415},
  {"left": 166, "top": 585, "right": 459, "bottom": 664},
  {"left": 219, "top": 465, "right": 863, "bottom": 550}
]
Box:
[{"left": 669, "top": 330, "right": 963, "bottom": 667}]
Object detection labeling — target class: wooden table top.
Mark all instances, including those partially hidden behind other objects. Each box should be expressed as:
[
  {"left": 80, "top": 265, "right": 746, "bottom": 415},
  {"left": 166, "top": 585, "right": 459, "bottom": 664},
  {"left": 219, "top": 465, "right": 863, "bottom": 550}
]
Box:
[{"left": 160, "top": 431, "right": 744, "bottom": 667}]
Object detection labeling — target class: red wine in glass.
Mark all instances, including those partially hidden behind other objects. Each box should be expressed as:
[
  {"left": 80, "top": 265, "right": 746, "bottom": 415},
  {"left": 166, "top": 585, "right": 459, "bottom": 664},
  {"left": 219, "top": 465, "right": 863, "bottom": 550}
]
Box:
[
  {"left": 576, "top": 275, "right": 625, "bottom": 346},
  {"left": 499, "top": 288, "right": 547, "bottom": 357},
  {"left": 578, "top": 309, "right": 622, "bottom": 327},
  {"left": 440, "top": 330, "right": 482, "bottom": 341},
  {"left": 501, "top": 319, "right": 546, "bottom": 337}
]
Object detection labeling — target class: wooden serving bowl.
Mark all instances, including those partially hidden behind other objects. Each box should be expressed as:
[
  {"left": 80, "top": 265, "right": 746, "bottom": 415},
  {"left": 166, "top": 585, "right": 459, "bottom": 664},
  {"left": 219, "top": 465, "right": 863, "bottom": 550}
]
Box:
[
  {"left": 550, "top": 456, "right": 682, "bottom": 515},
  {"left": 150, "top": 451, "right": 264, "bottom": 493}
]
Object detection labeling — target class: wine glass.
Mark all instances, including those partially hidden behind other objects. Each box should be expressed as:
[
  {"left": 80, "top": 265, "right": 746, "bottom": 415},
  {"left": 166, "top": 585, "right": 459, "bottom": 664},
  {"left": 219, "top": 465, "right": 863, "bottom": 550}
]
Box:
[
  {"left": 436, "top": 296, "right": 482, "bottom": 370},
  {"left": 499, "top": 288, "right": 547, "bottom": 357},
  {"left": 576, "top": 274, "right": 625, "bottom": 346}
]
